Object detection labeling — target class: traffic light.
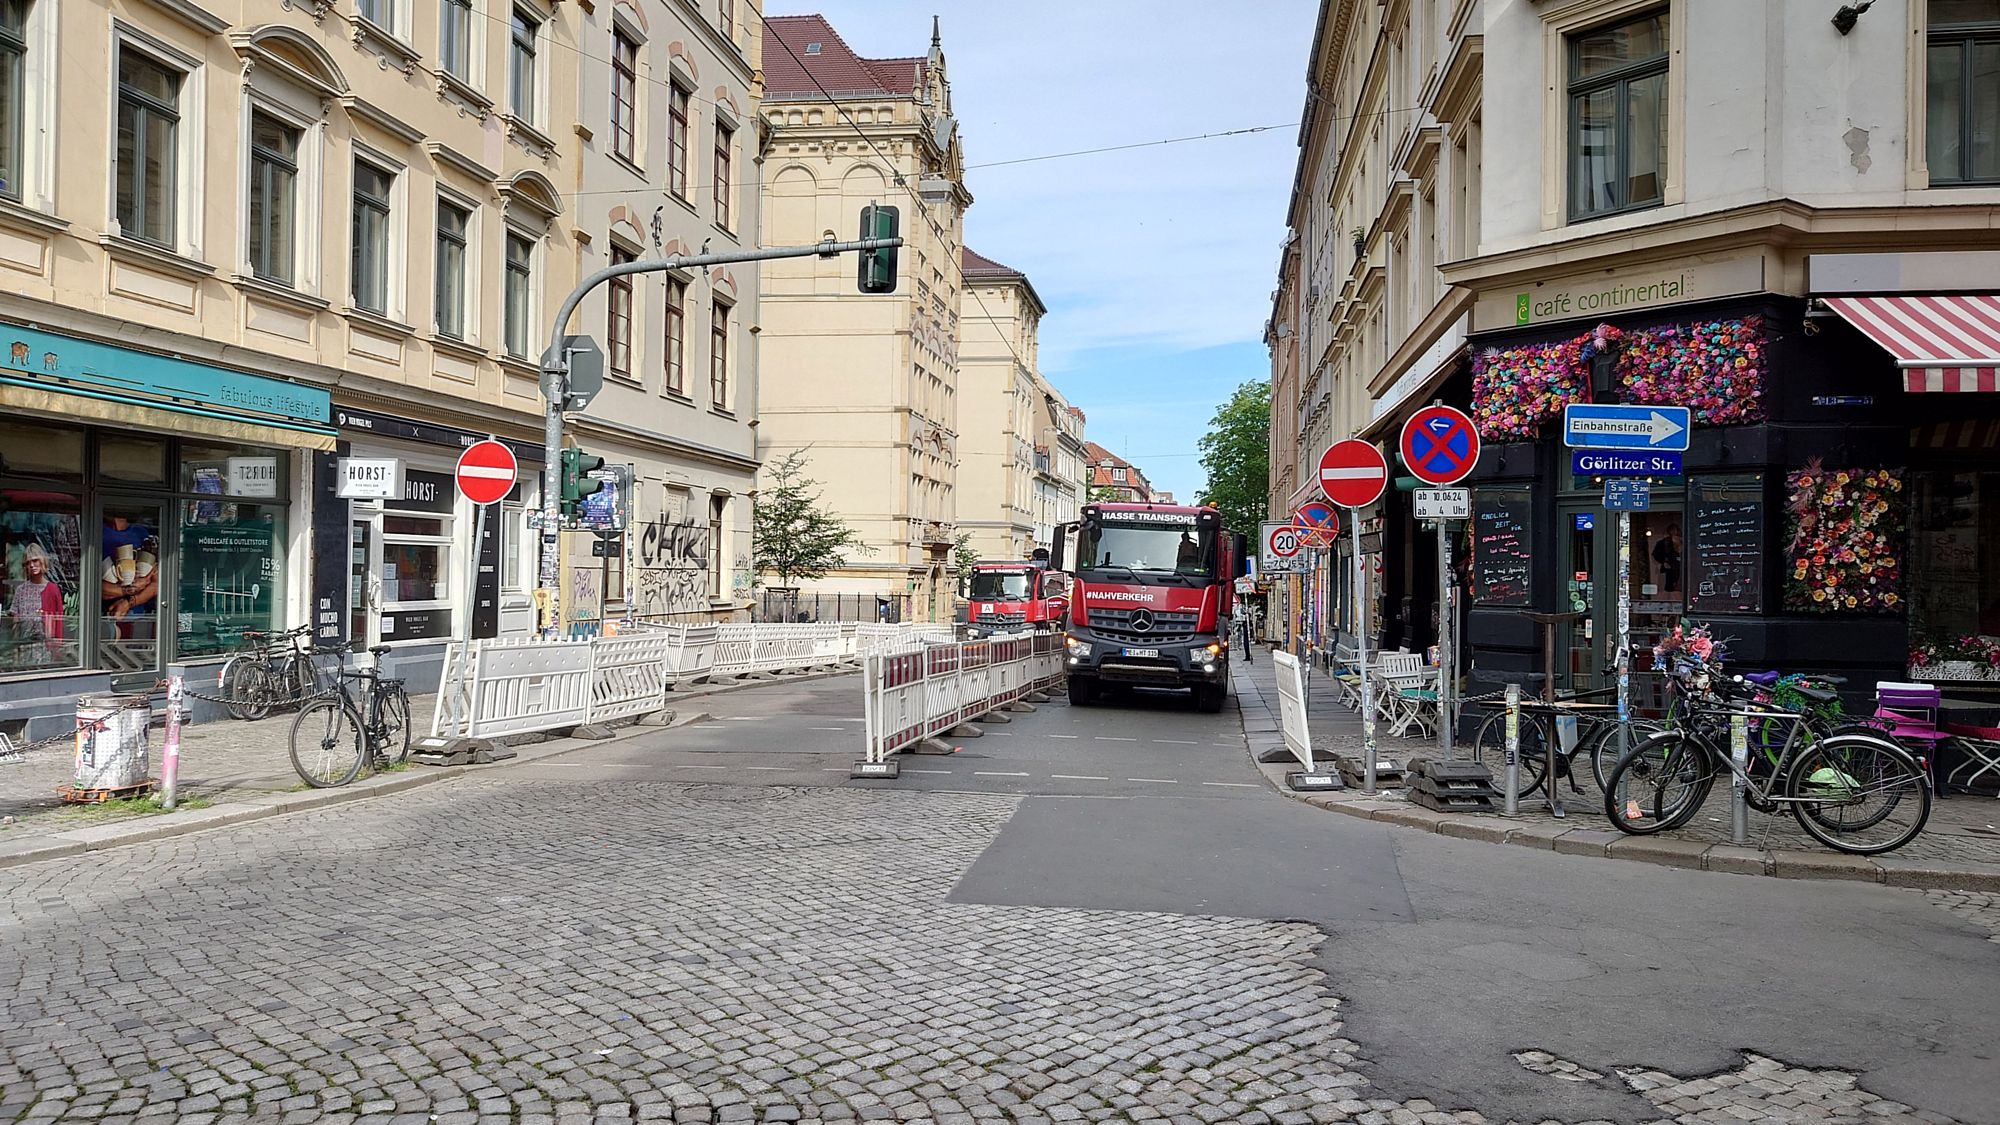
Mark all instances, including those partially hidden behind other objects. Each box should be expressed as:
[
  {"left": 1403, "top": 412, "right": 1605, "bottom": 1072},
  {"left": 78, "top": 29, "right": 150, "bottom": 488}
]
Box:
[
  {"left": 560, "top": 447, "right": 606, "bottom": 520},
  {"left": 857, "top": 203, "right": 899, "bottom": 294}
]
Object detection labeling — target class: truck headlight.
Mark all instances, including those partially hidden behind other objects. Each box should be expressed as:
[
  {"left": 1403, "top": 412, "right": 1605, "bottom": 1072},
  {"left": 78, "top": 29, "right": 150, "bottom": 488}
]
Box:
[
  {"left": 1204, "top": 643, "right": 1223, "bottom": 657},
  {"left": 1065, "top": 635, "right": 1091, "bottom": 659}
]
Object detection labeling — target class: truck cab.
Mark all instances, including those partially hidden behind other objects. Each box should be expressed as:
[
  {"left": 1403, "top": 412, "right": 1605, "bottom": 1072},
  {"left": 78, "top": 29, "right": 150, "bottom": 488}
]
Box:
[{"left": 961, "top": 560, "right": 1068, "bottom": 637}]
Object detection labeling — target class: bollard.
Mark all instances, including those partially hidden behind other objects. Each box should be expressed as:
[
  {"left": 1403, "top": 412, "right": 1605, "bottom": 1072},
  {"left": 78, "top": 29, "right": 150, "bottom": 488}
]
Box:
[
  {"left": 1729, "top": 711, "right": 1749, "bottom": 846},
  {"left": 1503, "top": 683, "right": 1521, "bottom": 817},
  {"left": 161, "top": 674, "right": 183, "bottom": 811}
]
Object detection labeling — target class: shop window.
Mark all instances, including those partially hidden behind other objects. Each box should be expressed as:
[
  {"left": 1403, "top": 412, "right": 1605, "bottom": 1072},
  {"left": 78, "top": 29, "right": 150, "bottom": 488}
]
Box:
[
  {"left": 1910, "top": 470, "right": 2000, "bottom": 641},
  {"left": 181, "top": 443, "right": 287, "bottom": 499},
  {"left": 0, "top": 0, "right": 30, "bottom": 202},
  {"left": 115, "top": 46, "right": 182, "bottom": 248},
  {"left": 1, "top": 489, "right": 80, "bottom": 674},
  {"left": 381, "top": 512, "right": 452, "bottom": 641},
  {"left": 176, "top": 500, "right": 284, "bottom": 658},
  {"left": 1472, "top": 489, "right": 1533, "bottom": 606},
  {"left": 0, "top": 419, "right": 82, "bottom": 484},
  {"left": 99, "top": 434, "right": 166, "bottom": 486},
  {"left": 1567, "top": 11, "right": 1668, "bottom": 221},
  {"left": 98, "top": 501, "right": 162, "bottom": 672},
  {"left": 1927, "top": 0, "right": 2000, "bottom": 186},
  {"left": 1688, "top": 475, "right": 1764, "bottom": 614}
]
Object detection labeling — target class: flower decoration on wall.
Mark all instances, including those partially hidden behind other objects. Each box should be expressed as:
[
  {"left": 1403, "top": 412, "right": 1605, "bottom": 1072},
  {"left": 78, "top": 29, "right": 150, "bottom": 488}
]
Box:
[
  {"left": 1471, "top": 335, "right": 1589, "bottom": 440},
  {"left": 1910, "top": 634, "right": 2000, "bottom": 669},
  {"left": 1784, "top": 457, "right": 1904, "bottom": 613},
  {"left": 1618, "top": 315, "right": 1767, "bottom": 426}
]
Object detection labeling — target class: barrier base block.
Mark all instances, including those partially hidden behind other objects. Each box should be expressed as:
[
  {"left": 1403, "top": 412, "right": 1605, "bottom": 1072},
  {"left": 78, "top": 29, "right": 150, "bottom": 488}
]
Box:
[
  {"left": 570, "top": 724, "right": 618, "bottom": 741},
  {"left": 1256, "top": 744, "right": 1299, "bottom": 765},
  {"left": 410, "top": 736, "right": 469, "bottom": 766},
  {"left": 912, "top": 738, "right": 957, "bottom": 755},
  {"left": 470, "top": 741, "right": 515, "bottom": 764},
  {"left": 946, "top": 723, "right": 985, "bottom": 739},
  {"left": 636, "top": 710, "right": 677, "bottom": 727},
  {"left": 1288, "top": 771, "right": 1344, "bottom": 792},
  {"left": 1002, "top": 702, "right": 1037, "bottom": 713},
  {"left": 850, "top": 759, "right": 900, "bottom": 780},
  {"left": 1025, "top": 692, "right": 1052, "bottom": 704},
  {"left": 973, "top": 711, "right": 1013, "bottom": 724}
]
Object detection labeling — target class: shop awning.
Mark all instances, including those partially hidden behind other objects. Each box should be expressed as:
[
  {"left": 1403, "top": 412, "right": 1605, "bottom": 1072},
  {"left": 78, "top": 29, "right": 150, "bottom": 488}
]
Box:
[
  {"left": 1821, "top": 295, "right": 2000, "bottom": 393},
  {"left": 0, "top": 383, "right": 336, "bottom": 451}
]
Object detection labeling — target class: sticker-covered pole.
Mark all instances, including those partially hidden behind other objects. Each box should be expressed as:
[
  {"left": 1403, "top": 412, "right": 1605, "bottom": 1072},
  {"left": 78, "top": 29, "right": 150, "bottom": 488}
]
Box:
[
  {"left": 1617, "top": 509, "right": 1633, "bottom": 772},
  {"left": 1355, "top": 517, "right": 1377, "bottom": 795},
  {"left": 1437, "top": 517, "right": 1454, "bottom": 759}
]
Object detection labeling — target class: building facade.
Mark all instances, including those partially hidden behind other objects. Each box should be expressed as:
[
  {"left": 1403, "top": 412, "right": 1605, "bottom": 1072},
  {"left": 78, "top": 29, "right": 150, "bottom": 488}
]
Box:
[
  {"left": 1272, "top": 0, "right": 2000, "bottom": 706},
  {"left": 1085, "top": 443, "right": 1154, "bottom": 503},
  {"left": 568, "top": 0, "right": 764, "bottom": 628},
  {"left": 1030, "top": 397, "right": 1088, "bottom": 551},
  {"left": 756, "top": 14, "right": 971, "bottom": 621},
  {"left": 955, "top": 248, "right": 1045, "bottom": 561}
]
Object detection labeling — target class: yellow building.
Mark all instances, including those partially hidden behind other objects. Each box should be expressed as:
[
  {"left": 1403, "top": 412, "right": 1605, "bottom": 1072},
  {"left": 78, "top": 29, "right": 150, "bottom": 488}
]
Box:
[
  {"left": 757, "top": 14, "right": 971, "bottom": 621},
  {"left": 955, "top": 248, "right": 1045, "bottom": 562}
]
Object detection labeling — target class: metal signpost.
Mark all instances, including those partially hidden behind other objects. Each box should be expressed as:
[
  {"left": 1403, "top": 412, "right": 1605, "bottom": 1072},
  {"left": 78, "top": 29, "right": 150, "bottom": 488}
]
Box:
[
  {"left": 449, "top": 439, "right": 518, "bottom": 732},
  {"left": 1399, "top": 406, "right": 1480, "bottom": 762},
  {"left": 1565, "top": 403, "right": 1688, "bottom": 776},
  {"left": 1503, "top": 683, "right": 1521, "bottom": 816},
  {"left": 1317, "top": 439, "right": 1389, "bottom": 793}
]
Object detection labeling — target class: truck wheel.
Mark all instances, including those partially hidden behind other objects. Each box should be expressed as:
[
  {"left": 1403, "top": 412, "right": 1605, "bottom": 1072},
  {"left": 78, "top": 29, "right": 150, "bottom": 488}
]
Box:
[
  {"left": 1195, "top": 684, "right": 1226, "bottom": 714},
  {"left": 1068, "top": 678, "right": 1097, "bottom": 706}
]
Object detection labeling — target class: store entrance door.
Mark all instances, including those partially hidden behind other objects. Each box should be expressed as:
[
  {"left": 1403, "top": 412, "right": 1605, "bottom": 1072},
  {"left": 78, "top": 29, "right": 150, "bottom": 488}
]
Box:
[
  {"left": 350, "top": 516, "right": 378, "bottom": 648},
  {"left": 1557, "top": 502, "right": 1601, "bottom": 696},
  {"left": 1557, "top": 499, "right": 1687, "bottom": 711},
  {"left": 95, "top": 498, "right": 166, "bottom": 676},
  {"left": 1624, "top": 506, "right": 1688, "bottom": 715}
]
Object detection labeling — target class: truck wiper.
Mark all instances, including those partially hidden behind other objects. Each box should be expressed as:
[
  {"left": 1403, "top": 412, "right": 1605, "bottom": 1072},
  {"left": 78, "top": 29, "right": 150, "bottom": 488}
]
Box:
[{"left": 1086, "top": 564, "right": 1143, "bottom": 584}]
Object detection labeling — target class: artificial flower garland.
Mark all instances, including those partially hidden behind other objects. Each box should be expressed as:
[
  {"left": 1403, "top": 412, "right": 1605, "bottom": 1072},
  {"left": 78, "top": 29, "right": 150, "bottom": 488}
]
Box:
[{"left": 1783, "top": 458, "right": 1903, "bottom": 613}]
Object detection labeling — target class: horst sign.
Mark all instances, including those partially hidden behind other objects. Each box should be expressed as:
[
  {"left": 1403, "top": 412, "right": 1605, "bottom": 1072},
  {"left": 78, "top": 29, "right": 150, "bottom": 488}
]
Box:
[{"left": 1472, "top": 253, "right": 1766, "bottom": 331}]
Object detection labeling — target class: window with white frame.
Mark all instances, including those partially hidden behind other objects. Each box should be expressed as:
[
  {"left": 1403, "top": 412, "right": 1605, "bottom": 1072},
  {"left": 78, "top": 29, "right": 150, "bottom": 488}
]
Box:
[
  {"left": 708, "top": 493, "right": 726, "bottom": 598},
  {"left": 509, "top": 8, "right": 540, "bottom": 125},
  {"left": 1567, "top": 11, "right": 1668, "bottom": 221},
  {"left": 440, "top": 0, "right": 474, "bottom": 83},
  {"left": 608, "top": 245, "right": 635, "bottom": 379},
  {"left": 668, "top": 84, "right": 689, "bottom": 200},
  {"left": 0, "top": 0, "right": 26, "bottom": 201},
  {"left": 504, "top": 228, "right": 534, "bottom": 358},
  {"left": 713, "top": 120, "right": 734, "bottom": 229},
  {"left": 719, "top": 0, "right": 735, "bottom": 44},
  {"left": 246, "top": 112, "right": 299, "bottom": 285},
  {"left": 350, "top": 158, "right": 394, "bottom": 314},
  {"left": 116, "top": 47, "right": 183, "bottom": 247},
  {"left": 435, "top": 197, "right": 470, "bottom": 339},
  {"left": 1928, "top": 0, "right": 2000, "bottom": 185},
  {"left": 358, "top": 0, "right": 395, "bottom": 29},
  {"left": 611, "top": 30, "right": 638, "bottom": 163},
  {"left": 709, "top": 299, "right": 730, "bottom": 409},
  {"left": 664, "top": 276, "right": 687, "bottom": 395}
]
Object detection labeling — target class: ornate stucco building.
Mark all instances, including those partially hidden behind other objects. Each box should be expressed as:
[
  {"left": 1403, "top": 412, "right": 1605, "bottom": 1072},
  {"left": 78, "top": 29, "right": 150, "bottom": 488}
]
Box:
[{"left": 956, "top": 248, "right": 1044, "bottom": 561}]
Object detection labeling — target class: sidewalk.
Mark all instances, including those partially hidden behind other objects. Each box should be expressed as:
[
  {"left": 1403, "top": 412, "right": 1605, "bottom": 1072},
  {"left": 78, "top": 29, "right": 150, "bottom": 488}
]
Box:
[
  {"left": 1233, "top": 650, "right": 2000, "bottom": 890},
  {"left": 0, "top": 668, "right": 853, "bottom": 868}
]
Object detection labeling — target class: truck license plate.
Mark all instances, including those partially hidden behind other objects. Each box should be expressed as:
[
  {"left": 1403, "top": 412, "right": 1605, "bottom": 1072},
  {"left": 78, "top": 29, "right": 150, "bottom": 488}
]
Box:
[{"left": 1123, "top": 647, "right": 1160, "bottom": 659}]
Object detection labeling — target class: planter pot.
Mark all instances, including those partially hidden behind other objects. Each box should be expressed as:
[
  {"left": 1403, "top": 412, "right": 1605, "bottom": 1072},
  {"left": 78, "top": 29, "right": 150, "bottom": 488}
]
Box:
[{"left": 1910, "top": 660, "right": 2000, "bottom": 682}]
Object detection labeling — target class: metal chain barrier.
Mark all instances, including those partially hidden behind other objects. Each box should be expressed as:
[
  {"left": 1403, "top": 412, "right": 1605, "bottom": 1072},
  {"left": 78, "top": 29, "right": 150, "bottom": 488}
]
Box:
[
  {"left": 0, "top": 691, "right": 158, "bottom": 764},
  {"left": 0, "top": 670, "right": 346, "bottom": 765}
]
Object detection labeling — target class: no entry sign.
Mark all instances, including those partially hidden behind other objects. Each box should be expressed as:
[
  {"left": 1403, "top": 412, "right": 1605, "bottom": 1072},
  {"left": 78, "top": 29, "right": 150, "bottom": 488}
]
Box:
[
  {"left": 455, "top": 440, "right": 519, "bottom": 505},
  {"left": 1399, "top": 405, "right": 1481, "bottom": 486},
  {"left": 1318, "top": 439, "right": 1388, "bottom": 508}
]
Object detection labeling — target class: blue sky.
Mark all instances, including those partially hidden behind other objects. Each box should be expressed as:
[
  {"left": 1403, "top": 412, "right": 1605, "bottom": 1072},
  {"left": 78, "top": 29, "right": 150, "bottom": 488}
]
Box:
[{"left": 768, "top": 1, "right": 1316, "bottom": 501}]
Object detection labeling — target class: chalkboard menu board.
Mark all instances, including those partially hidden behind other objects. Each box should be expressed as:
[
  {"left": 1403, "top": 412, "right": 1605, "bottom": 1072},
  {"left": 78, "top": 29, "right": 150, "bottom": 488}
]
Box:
[
  {"left": 1474, "top": 490, "right": 1533, "bottom": 606},
  {"left": 1690, "top": 476, "right": 1764, "bottom": 613}
]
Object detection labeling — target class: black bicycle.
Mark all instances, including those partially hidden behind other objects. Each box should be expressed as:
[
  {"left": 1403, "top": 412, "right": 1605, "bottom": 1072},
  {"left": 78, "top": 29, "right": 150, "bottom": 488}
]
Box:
[
  {"left": 217, "top": 624, "right": 329, "bottom": 721},
  {"left": 288, "top": 644, "right": 412, "bottom": 787}
]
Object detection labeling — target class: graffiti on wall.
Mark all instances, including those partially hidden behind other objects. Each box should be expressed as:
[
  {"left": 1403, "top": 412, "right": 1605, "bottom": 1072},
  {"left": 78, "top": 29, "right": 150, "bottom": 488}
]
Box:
[{"left": 634, "top": 518, "right": 709, "bottom": 616}]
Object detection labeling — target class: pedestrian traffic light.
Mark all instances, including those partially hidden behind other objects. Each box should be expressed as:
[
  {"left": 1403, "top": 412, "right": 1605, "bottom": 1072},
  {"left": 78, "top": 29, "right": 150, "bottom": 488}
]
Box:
[
  {"left": 857, "top": 203, "right": 899, "bottom": 294},
  {"left": 560, "top": 447, "right": 606, "bottom": 520}
]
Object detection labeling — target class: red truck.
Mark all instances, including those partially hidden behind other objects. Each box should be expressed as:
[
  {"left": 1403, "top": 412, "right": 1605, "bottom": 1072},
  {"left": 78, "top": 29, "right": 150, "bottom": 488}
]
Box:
[
  {"left": 1049, "top": 502, "right": 1243, "bottom": 713},
  {"left": 960, "top": 559, "right": 1069, "bottom": 637}
]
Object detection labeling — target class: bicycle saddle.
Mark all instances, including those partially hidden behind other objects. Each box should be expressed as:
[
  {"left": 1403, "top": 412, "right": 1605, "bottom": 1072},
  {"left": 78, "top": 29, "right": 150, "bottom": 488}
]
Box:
[
  {"left": 1791, "top": 684, "right": 1842, "bottom": 704},
  {"left": 368, "top": 645, "right": 391, "bottom": 656},
  {"left": 1742, "top": 670, "right": 1782, "bottom": 685}
]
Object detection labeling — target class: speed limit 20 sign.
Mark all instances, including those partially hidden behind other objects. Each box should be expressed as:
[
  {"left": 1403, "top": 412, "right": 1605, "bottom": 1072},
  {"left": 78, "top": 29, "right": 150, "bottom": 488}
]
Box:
[{"left": 1260, "top": 521, "right": 1307, "bottom": 574}]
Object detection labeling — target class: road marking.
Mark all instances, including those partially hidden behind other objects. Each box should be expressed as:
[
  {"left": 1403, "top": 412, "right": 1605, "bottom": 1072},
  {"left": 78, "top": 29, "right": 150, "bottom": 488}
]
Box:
[
  {"left": 808, "top": 727, "right": 845, "bottom": 731},
  {"left": 904, "top": 768, "right": 952, "bottom": 775},
  {"left": 1201, "top": 781, "right": 1261, "bottom": 789},
  {"left": 973, "top": 771, "right": 1030, "bottom": 777},
  {"left": 743, "top": 766, "right": 789, "bottom": 771},
  {"left": 1127, "top": 777, "right": 1178, "bottom": 784},
  {"left": 724, "top": 717, "right": 767, "bottom": 722},
  {"left": 1050, "top": 734, "right": 1080, "bottom": 739},
  {"left": 820, "top": 768, "right": 851, "bottom": 773},
  {"left": 1051, "top": 774, "right": 1110, "bottom": 781},
  {"left": 1094, "top": 736, "right": 1138, "bottom": 742},
  {"left": 1156, "top": 739, "right": 1199, "bottom": 745},
  {"left": 686, "top": 764, "right": 730, "bottom": 770}
]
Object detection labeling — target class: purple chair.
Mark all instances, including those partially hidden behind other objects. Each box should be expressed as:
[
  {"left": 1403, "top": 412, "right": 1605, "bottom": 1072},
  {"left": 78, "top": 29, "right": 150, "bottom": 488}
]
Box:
[{"left": 1875, "top": 681, "right": 1951, "bottom": 794}]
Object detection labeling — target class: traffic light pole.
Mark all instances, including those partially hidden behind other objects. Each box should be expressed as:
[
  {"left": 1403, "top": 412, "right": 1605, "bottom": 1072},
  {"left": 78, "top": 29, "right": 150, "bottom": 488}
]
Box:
[{"left": 534, "top": 236, "right": 903, "bottom": 635}]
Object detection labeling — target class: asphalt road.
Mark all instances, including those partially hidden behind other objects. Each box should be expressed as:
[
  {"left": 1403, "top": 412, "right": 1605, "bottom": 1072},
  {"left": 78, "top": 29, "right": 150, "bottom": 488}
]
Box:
[{"left": 586, "top": 673, "right": 2000, "bottom": 1124}]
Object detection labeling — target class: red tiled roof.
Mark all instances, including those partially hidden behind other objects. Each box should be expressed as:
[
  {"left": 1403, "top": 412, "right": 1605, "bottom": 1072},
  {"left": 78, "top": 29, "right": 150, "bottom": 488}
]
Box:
[
  {"left": 962, "top": 247, "right": 1021, "bottom": 277},
  {"left": 764, "top": 15, "right": 926, "bottom": 99}
]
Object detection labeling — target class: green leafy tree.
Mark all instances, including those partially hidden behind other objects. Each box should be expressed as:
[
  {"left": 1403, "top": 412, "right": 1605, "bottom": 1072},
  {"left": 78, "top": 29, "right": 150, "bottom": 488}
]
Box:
[
  {"left": 1088, "top": 484, "right": 1122, "bottom": 503},
  {"left": 951, "top": 533, "right": 980, "bottom": 579},
  {"left": 1197, "top": 379, "right": 1271, "bottom": 534},
  {"left": 753, "top": 450, "right": 872, "bottom": 590}
]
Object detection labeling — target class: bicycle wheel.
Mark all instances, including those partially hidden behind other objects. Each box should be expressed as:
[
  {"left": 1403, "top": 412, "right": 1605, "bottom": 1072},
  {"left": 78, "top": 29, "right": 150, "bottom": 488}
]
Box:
[
  {"left": 1605, "top": 730, "right": 1716, "bottom": 835},
  {"left": 1584, "top": 717, "right": 1664, "bottom": 793},
  {"left": 374, "top": 684, "right": 412, "bottom": 769},
  {"left": 218, "top": 656, "right": 274, "bottom": 722},
  {"left": 290, "top": 697, "right": 365, "bottom": 787},
  {"left": 1786, "top": 734, "right": 1932, "bottom": 855},
  {"left": 1472, "top": 708, "right": 1549, "bottom": 798}
]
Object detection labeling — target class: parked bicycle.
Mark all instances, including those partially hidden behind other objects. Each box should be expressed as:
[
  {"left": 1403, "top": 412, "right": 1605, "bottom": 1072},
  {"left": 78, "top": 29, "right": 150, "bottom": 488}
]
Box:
[
  {"left": 1603, "top": 671, "right": 1932, "bottom": 855},
  {"left": 288, "top": 643, "right": 412, "bottom": 787},
  {"left": 217, "top": 624, "right": 331, "bottom": 721}
]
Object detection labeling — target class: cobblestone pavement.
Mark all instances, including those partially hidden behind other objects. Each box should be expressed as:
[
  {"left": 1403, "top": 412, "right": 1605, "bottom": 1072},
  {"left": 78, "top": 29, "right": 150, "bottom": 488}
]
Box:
[
  {"left": 1926, "top": 890, "right": 2000, "bottom": 942},
  {"left": 0, "top": 773, "right": 1979, "bottom": 1125}
]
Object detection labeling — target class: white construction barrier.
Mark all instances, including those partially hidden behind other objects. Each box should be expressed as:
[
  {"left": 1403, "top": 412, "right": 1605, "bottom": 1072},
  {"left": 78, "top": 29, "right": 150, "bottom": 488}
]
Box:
[
  {"left": 588, "top": 631, "right": 673, "bottom": 724},
  {"left": 431, "top": 636, "right": 594, "bottom": 739},
  {"left": 1274, "top": 651, "right": 1338, "bottom": 791},
  {"left": 859, "top": 632, "right": 1064, "bottom": 776}
]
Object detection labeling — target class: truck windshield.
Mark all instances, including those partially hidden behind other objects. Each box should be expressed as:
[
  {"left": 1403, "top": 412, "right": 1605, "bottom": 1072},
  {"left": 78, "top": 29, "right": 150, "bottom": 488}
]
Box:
[
  {"left": 969, "top": 572, "right": 1031, "bottom": 600},
  {"left": 1075, "top": 521, "right": 1216, "bottom": 577}
]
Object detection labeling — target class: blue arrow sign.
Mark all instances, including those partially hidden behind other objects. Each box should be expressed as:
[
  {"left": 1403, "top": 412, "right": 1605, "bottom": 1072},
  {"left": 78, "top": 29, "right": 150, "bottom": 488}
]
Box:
[
  {"left": 1572, "top": 450, "right": 1683, "bottom": 477},
  {"left": 1563, "top": 404, "right": 1691, "bottom": 451},
  {"left": 1604, "top": 479, "right": 1652, "bottom": 511}
]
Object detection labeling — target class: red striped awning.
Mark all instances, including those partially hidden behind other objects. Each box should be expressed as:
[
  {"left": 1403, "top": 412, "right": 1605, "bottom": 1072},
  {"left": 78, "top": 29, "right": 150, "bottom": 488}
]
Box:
[{"left": 1821, "top": 294, "right": 2000, "bottom": 393}]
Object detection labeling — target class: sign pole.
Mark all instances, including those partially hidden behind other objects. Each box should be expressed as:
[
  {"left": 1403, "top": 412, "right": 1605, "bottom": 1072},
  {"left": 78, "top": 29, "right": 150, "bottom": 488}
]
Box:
[
  {"left": 1617, "top": 508, "right": 1632, "bottom": 771},
  {"left": 1437, "top": 517, "right": 1454, "bottom": 759},
  {"left": 455, "top": 499, "right": 488, "bottom": 725},
  {"left": 1355, "top": 517, "right": 1376, "bottom": 795}
]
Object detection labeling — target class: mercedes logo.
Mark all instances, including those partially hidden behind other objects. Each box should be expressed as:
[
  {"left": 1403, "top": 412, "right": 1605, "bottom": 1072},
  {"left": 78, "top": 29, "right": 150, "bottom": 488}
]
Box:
[{"left": 1129, "top": 609, "right": 1155, "bottom": 633}]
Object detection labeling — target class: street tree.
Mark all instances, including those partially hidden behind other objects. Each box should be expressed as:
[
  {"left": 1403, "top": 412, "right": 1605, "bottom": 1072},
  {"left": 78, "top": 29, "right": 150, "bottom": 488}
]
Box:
[
  {"left": 951, "top": 533, "right": 980, "bottom": 579},
  {"left": 753, "top": 451, "right": 872, "bottom": 602},
  {"left": 1088, "top": 484, "right": 1122, "bottom": 503},
  {"left": 1197, "top": 379, "right": 1271, "bottom": 533}
]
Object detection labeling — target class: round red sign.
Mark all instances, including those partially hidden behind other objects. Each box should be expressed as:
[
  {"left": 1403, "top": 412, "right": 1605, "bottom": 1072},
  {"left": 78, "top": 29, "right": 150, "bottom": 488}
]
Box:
[
  {"left": 1399, "top": 405, "right": 1482, "bottom": 486},
  {"left": 455, "top": 440, "right": 519, "bottom": 505},
  {"left": 1318, "top": 439, "right": 1389, "bottom": 508}
]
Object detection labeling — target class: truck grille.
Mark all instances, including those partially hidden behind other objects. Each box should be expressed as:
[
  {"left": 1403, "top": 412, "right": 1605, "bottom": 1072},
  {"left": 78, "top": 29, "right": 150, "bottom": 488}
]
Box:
[
  {"left": 1090, "top": 608, "right": 1199, "bottom": 643},
  {"left": 975, "top": 611, "right": 1027, "bottom": 630}
]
